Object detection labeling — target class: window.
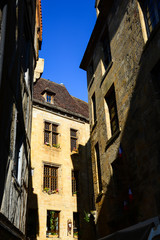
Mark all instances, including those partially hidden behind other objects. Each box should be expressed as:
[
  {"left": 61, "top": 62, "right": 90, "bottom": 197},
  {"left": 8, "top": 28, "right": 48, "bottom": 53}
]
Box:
[
  {"left": 70, "top": 129, "right": 78, "bottom": 152},
  {"left": 140, "top": 0, "right": 160, "bottom": 37},
  {"left": 102, "top": 31, "right": 112, "bottom": 71},
  {"left": 43, "top": 165, "right": 58, "bottom": 191},
  {"left": 95, "top": 143, "right": 102, "bottom": 193},
  {"left": 42, "top": 90, "right": 55, "bottom": 104},
  {"left": 105, "top": 85, "right": 119, "bottom": 136},
  {"left": 44, "top": 121, "right": 59, "bottom": 146},
  {"left": 91, "top": 93, "right": 97, "bottom": 125},
  {"left": 72, "top": 170, "right": 79, "bottom": 195},
  {"left": 46, "top": 210, "right": 59, "bottom": 237},
  {"left": 73, "top": 212, "right": 79, "bottom": 238},
  {"left": 14, "top": 110, "right": 24, "bottom": 183},
  {"left": 47, "top": 93, "right": 52, "bottom": 103}
]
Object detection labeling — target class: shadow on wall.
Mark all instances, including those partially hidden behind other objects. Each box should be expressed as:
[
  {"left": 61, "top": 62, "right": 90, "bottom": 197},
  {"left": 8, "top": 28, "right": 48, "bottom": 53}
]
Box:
[
  {"left": 26, "top": 162, "right": 39, "bottom": 240},
  {"left": 71, "top": 139, "right": 97, "bottom": 240},
  {"left": 95, "top": 27, "right": 160, "bottom": 238}
]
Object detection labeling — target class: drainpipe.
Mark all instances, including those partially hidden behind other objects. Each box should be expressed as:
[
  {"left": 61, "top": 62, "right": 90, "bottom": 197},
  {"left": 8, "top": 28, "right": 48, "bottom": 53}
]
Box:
[{"left": 0, "top": 3, "right": 8, "bottom": 88}]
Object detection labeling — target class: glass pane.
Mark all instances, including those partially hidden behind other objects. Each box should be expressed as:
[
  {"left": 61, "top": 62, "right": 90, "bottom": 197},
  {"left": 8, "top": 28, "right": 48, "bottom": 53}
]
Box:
[
  {"left": 71, "top": 129, "right": 77, "bottom": 137},
  {"left": 44, "top": 131, "right": 50, "bottom": 144},
  {"left": 45, "top": 122, "right": 50, "bottom": 130},
  {"left": 52, "top": 124, "right": 57, "bottom": 132},
  {"left": 52, "top": 133, "right": 57, "bottom": 145},
  {"left": 71, "top": 138, "right": 77, "bottom": 151}
]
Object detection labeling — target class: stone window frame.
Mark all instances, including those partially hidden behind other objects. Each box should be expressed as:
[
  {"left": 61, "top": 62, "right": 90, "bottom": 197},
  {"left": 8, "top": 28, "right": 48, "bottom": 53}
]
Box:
[
  {"left": 91, "top": 92, "right": 97, "bottom": 127},
  {"left": 44, "top": 120, "right": 60, "bottom": 147},
  {"left": 42, "top": 90, "right": 55, "bottom": 104},
  {"left": 72, "top": 170, "right": 79, "bottom": 195},
  {"left": 70, "top": 128, "right": 78, "bottom": 152},
  {"left": 138, "top": 0, "right": 160, "bottom": 42},
  {"left": 100, "top": 28, "right": 112, "bottom": 76},
  {"left": 43, "top": 164, "right": 58, "bottom": 191},
  {"left": 94, "top": 142, "right": 102, "bottom": 194},
  {"left": 104, "top": 84, "right": 119, "bottom": 140},
  {"left": 46, "top": 210, "right": 60, "bottom": 237}
]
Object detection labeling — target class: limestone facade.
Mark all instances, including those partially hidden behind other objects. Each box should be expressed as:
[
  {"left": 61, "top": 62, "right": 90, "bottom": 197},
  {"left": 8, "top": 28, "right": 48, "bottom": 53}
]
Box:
[
  {"left": 28, "top": 78, "right": 94, "bottom": 240},
  {"left": 80, "top": 0, "right": 160, "bottom": 238}
]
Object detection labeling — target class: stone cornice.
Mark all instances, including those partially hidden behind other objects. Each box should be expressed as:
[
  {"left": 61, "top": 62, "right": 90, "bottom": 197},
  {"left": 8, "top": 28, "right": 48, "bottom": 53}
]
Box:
[{"left": 33, "top": 99, "right": 89, "bottom": 123}]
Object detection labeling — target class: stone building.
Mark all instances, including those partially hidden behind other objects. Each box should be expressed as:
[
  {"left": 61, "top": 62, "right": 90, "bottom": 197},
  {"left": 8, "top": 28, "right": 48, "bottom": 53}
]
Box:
[
  {"left": 80, "top": 0, "right": 160, "bottom": 238},
  {"left": 28, "top": 78, "right": 94, "bottom": 240},
  {"left": 0, "top": 0, "right": 42, "bottom": 238}
]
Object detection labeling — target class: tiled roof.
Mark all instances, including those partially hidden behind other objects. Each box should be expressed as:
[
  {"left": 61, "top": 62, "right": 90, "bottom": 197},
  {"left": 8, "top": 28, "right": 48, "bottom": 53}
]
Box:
[{"left": 33, "top": 78, "right": 89, "bottom": 120}]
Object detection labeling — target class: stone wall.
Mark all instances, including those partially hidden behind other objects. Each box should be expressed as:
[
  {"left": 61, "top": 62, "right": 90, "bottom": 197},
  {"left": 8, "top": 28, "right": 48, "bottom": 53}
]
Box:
[{"left": 82, "top": 0, "right": 160, "bottom": 238}]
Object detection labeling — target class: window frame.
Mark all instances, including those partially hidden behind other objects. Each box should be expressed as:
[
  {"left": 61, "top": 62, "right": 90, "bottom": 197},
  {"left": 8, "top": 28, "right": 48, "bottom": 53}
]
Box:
[
  {"left": 46, "top": 210, "right": 60, "bottom": 237},
  {"left": 46, "top": 93, "right": 52, "bottom": 103},
  {"left": 91, "top": 92, "right": 97, "bottom": 125},
  {"left": 105, "top": 85, "right": 119, "bottom": 137},
  {"left": 140, "top": 0, "right": 160, "bottom": 37},
  {"left": 70, "top": 129, "right": 78, "bottom": 152},
  {"left": 95, "top": 143, "right": 102, "bottom": 193},
  {"left": 101, "top": 29, "right": 112, "bottom": 73},
  {"left": 72, "top": 170, "right": 79, "bottom": 195},
  {"left": 44, "top": 121, "right": 59, "bottom": 147},
  {"left": 43, "top": 164, "right": 58, "bottom": 191}
]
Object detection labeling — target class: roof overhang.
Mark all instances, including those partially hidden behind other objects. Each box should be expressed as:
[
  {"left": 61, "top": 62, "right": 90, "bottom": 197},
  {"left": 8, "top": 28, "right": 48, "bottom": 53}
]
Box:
[{"left": 80, "top": 0, "right": 113, "bottom": 71}]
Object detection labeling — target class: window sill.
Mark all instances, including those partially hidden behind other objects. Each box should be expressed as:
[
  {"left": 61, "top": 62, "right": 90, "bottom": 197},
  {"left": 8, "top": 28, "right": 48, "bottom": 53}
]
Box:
[
  {"left": 71, "top": 149, "right": 79, "bottom": 155},
  {"left": 91, "top": 120, "right": 97, "bottom": 133},
  {"left": 44, "top": 144, "right": 61, "bottom": 150},
  {"left": 72, "top": 194, "right": 77, "bottom": 197},
  {"left": 105, "top": 129, "right": 121, "bottom": 151},
  {"left": 100, "top": 61, "right": 113, "bottom": 87}
]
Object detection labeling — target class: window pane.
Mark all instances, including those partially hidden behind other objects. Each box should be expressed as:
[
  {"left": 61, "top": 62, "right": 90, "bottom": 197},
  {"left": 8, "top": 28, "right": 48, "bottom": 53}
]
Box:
[
  {"left": 44, "top": 165, "right": 58, "bottom": 191},
  {"left": 142, "top": 0, "right": 160, "bottom": 36},
  {"left": 71, "top": 138, "right": 77, "bottom": 151},
  {"left": 45, "top": 122, "right": 50, "bottom": 130},
  {"left": 47, "top": 94, "right": 51, "bottom": 103},
  {"left": 72, "top": 171, "right": 79, "bottom": 194},
  {"left": 95, "top": 143, "right": 102, "bottom": 192},
  {"left": 44, "top": 131, "right": 50, "bottom": 143},
  {"left": 52, "top": 133, "right": 57, "bottom": 145},
  {"left": 52, "top": 124, "right": 57, "bottom": 132},
  {"left": 71, "top": 129, "right": 77, "bottom": 137},
  {"left": 105, "top": 85, "right": 119, "bottom": 136},
  {"left": 92, "top": 93, "right": 97, "bottom": 123}
]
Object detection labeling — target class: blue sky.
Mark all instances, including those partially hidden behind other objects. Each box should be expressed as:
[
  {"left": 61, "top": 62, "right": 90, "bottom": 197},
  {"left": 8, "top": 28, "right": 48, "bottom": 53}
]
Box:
[{"left": 39, "top": 0, "right": 96, "bottom": 103}]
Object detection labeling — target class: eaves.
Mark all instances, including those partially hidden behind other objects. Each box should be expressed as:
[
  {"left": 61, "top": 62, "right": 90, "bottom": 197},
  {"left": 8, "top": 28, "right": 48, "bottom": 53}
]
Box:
[
  {"left": 80, "top": 0, "right": 113, "bottom": 71},
  {"left": 33, "top": 99, "right": 89, "bottom": 123}
]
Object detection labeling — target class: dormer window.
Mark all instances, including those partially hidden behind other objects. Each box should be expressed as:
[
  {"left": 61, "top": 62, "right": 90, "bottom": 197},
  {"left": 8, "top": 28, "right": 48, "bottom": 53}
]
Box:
[{"left": 41, "top": 89, "right": 55, "bottom": 104}]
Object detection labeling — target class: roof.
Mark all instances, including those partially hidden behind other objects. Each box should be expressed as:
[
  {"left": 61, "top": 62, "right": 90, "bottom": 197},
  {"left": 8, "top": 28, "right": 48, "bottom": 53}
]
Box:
[{"left": 33, "top": 78, "right": 89, "bottom": 120}]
